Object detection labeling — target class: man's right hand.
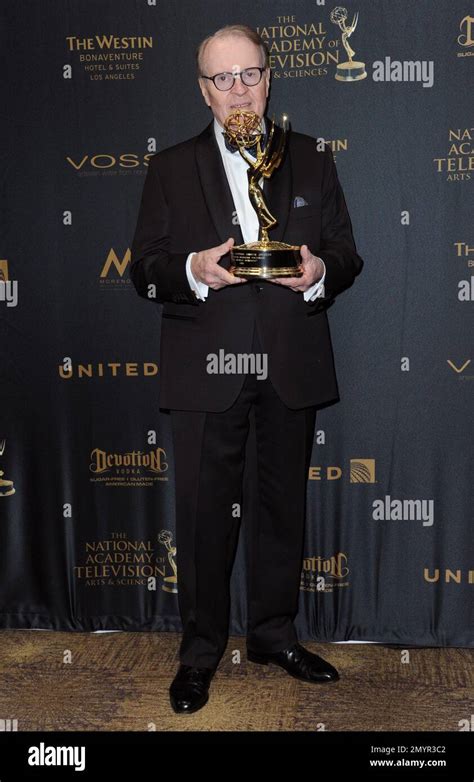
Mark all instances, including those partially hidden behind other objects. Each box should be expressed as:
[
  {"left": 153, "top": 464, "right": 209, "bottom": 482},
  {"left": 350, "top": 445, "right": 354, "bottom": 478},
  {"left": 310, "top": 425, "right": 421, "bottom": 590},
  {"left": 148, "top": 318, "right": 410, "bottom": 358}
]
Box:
[{"left": 191, "top": 238, "right": 245, "bottom": 290}]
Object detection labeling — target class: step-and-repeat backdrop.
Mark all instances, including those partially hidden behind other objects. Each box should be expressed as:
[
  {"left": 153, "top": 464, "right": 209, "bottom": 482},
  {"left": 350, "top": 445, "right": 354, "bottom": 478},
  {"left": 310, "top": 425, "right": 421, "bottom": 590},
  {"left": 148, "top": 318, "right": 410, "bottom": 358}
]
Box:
[{"left": 1, "top": 0, "right": 472, "bottom": 646}]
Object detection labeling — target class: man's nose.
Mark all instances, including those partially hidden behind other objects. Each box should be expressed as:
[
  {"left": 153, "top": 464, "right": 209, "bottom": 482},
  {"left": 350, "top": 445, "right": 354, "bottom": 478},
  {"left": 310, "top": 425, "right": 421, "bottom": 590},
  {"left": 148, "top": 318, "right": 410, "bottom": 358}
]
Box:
[{"left": 230, "top": 77, "right": 248, "bottom": 95}]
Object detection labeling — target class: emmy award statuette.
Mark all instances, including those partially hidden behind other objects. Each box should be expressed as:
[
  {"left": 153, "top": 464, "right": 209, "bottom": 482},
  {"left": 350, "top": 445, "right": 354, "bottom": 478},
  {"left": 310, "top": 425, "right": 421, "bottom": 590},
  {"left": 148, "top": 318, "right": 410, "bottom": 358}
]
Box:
[
  {"left": 330, "top": 6, "right": 367, "bottom": 82},
  {"left": 223, "top": 109, "right": 302, "bottom": 279}
]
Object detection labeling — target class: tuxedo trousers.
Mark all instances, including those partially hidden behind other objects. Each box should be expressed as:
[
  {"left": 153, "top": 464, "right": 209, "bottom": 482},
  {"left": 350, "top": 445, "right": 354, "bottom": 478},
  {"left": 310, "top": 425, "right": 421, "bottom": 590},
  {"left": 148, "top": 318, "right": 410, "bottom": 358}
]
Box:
[{"left": 169, "top": 322, "right": 317, "bottom": 669}]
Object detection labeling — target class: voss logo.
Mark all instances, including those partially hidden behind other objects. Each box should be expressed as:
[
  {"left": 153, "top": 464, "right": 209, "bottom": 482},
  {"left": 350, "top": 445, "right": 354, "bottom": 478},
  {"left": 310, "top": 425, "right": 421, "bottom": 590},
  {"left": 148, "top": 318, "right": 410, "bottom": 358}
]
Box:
[{"left": 66, "top": 153, "right": 153, "bottom": 171}]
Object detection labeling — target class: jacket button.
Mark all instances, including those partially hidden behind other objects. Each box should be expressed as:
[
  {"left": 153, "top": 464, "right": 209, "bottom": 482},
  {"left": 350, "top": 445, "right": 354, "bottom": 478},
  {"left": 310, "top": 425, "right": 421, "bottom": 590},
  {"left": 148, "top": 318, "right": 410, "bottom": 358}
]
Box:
[{"left": 254, "top": 284, "right": 263, "bottom": 293}]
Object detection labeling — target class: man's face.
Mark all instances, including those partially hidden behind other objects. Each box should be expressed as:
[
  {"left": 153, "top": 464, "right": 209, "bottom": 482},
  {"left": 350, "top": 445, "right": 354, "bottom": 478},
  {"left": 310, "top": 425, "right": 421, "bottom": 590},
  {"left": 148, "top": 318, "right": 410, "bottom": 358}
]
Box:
[{"left": 198, "top": 35, "right": 270, "bottom": 128}]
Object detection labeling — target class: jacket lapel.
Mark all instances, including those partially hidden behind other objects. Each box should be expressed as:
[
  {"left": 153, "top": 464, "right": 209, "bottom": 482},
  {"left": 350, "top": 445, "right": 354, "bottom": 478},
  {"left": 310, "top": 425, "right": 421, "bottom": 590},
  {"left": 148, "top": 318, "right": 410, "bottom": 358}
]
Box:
[
  {"left": 195, "top": 121, "right": 244, "bottom": 263},
  {"left": 261, "top": 119, "right": 292, "bottom": 244}
]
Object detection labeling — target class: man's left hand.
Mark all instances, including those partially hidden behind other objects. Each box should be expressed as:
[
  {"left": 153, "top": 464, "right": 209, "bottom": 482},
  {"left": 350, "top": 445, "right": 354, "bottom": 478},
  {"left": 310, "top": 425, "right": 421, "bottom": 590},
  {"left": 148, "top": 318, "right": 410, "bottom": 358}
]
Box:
[{"left": 270, "top": 244, "right": 324, "bottom": 292}]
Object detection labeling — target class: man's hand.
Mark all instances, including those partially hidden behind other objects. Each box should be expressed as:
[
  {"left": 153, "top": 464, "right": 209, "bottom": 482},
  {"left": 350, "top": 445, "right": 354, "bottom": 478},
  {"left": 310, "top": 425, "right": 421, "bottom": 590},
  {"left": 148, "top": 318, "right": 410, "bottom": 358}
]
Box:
[
  {"left": 271, "top": 244, "right": 324, "bottom": 292},
  {"left": 191, "top": 238, "right": 245, "bottom": 290}
]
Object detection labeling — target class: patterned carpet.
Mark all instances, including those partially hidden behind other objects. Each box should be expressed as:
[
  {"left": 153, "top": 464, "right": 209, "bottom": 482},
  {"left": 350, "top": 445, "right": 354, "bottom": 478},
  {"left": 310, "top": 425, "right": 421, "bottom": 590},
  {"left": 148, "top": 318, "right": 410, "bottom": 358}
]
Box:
[{"left": 0, "top": 631, "right": 471, "bottom": 731}]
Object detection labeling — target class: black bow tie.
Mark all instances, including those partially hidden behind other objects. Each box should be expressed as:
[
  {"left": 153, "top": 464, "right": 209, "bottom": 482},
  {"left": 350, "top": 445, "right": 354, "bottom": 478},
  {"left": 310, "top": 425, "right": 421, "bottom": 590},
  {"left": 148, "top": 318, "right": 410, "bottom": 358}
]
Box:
[{"left": 222, "top": 131, "right": 268, "bottom": 155}]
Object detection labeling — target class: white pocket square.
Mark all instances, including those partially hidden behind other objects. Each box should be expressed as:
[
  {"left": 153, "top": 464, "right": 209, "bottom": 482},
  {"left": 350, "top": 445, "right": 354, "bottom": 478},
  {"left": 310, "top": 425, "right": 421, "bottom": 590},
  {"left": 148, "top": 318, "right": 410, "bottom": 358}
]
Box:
[{"left": 293, "top": 196, "right": 309, "bottom": 207}]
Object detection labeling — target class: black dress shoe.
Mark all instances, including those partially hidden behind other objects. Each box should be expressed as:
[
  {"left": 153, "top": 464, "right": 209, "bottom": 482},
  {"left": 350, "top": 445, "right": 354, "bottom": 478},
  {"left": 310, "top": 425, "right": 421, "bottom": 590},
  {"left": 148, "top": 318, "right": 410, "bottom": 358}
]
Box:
[
  {"left": 247, "top": 642, "right": 339, "bottom": 683},
  {"left": 169, "top": 664, "right": 216, "bottom": 714}
]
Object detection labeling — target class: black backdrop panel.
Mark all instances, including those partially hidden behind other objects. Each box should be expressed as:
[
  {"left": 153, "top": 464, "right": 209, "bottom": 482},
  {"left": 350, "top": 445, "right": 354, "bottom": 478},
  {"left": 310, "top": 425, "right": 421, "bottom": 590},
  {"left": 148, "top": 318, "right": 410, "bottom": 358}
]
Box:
[{"left": 1, "top": 0, "right": 472, "bottom": 646}]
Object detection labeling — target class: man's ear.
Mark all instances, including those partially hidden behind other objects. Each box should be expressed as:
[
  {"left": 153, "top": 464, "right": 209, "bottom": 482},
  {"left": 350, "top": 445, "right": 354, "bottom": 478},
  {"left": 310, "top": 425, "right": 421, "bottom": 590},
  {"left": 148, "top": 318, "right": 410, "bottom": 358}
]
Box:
[{"left": 198, "top": 77, "right": 211, "bottom": 107}]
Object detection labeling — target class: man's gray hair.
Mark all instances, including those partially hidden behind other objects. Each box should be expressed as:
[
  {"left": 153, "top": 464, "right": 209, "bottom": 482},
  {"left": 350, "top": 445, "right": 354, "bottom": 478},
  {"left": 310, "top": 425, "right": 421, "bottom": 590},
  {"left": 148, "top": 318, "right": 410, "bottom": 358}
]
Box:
[{"left": 196, "top": 24, "right": 269, "bottom": 76}]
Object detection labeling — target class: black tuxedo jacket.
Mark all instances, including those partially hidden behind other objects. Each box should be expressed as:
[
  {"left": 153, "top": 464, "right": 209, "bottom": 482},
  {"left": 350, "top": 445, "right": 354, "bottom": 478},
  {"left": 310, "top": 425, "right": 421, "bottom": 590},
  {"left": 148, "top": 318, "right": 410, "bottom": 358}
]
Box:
[{"left": 130, "top": 117, "right": 363, "bottom": 411}]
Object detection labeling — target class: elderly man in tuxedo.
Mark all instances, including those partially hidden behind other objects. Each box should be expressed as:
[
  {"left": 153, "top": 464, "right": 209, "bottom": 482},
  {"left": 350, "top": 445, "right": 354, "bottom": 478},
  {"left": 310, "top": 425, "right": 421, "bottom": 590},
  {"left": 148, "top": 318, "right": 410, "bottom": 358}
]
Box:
[{"left": 130, "top": 24, "right": 363, "bottom": 714}]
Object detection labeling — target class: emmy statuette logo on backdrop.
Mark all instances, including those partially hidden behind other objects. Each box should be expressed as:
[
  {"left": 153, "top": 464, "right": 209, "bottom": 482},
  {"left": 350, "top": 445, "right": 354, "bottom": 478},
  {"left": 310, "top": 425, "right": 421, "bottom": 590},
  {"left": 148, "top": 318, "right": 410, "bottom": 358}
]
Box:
[
  {"left": 158, "top": 530, "right": 178, "bottom": 594},
  {"left": 330, "top": 6, "right": 367, "bottom": 82}
]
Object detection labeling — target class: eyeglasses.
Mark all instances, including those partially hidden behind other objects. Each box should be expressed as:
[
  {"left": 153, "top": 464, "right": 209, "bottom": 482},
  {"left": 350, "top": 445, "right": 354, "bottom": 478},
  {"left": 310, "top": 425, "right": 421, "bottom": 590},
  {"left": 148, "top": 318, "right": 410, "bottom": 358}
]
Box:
[{"left": 200, "top": 66, "right": 266, "bottom": 92}]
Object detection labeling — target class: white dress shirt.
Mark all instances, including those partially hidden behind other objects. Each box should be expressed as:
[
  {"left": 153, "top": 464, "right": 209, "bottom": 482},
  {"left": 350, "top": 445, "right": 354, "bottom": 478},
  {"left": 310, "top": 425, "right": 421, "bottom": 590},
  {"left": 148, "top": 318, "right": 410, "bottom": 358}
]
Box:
[{"left": 186, "top": 117, "right": 326, "bottom": 302}]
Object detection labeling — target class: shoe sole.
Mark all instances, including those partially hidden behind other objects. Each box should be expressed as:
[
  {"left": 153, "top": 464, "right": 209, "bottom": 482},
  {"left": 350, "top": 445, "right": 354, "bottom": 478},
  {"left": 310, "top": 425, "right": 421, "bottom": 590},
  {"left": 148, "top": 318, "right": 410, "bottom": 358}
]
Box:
[{"left": 247, "top": 650, "right": 270, "bottom": 665}]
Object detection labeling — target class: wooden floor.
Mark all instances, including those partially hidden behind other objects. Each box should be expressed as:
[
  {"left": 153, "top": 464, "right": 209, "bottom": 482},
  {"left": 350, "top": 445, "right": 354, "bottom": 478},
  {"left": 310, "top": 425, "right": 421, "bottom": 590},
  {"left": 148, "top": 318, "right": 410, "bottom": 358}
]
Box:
[{"left": 0, "top": 630, "right": 471, "bottom": 731}]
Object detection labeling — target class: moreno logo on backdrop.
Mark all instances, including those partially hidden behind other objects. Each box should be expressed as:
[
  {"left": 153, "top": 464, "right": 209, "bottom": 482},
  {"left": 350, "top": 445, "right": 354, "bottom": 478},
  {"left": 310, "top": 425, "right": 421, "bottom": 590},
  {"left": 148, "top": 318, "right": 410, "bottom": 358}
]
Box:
[
  {"left": 99, "top": 248, "right": 131, "bottom": 287},
  {"left": 447, "top": 359, "right": 472, "bottom": 378}
]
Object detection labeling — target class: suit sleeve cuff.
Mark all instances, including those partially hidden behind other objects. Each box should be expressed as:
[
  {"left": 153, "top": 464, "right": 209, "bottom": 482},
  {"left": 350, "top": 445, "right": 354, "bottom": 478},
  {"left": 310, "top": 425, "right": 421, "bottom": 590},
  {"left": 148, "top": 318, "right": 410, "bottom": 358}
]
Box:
[
  {"left": 186, "top": 253, "right": 209, "bottom": 301},
  {"left": 303, "top": 258, "right": 326, "bottom": 301}
]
